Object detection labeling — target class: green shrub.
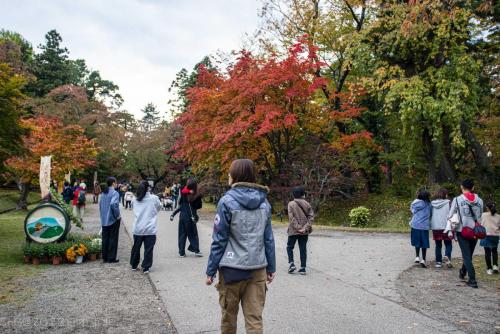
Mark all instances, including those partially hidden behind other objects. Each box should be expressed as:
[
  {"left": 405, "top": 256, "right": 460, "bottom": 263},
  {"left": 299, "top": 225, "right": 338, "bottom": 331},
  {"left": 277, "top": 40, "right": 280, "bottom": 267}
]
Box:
[{"left": 349, "top": 206, "right": 371, "bottom": 227}]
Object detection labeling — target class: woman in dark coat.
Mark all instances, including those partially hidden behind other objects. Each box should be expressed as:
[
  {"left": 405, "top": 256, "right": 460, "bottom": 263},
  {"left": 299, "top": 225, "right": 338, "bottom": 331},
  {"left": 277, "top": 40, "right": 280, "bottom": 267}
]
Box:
[{"left": 170, "top": 179, "right": 203, "bottom": 257}]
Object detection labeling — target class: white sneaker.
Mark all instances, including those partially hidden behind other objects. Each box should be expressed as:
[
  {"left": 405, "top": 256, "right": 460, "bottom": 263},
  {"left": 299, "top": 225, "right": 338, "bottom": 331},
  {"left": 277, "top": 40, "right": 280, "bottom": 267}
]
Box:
[
  {"left": 493, "top": 265, "right": 499, "bottom": 273},
  {"left": 486, "top": 269, "right": 493, "bottom": 275},
  {"left": 435, "top": 262, "right": 442, "bottom": 268},
  {"left": 414, "top": 257, "right": 420, "bottom": 264},
  {"left": 195, "top": 252, "right": 203, "bottom": 257},
  {"left": 420, "top": 260, "right": 427, "bottom": 268}
]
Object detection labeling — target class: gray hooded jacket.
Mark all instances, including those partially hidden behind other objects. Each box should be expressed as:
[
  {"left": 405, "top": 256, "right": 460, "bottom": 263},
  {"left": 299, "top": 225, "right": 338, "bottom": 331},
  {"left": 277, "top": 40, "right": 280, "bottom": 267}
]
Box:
[
  {"left": 206, "top": 183, "right": 276, "bottom": 277},
  {"left": 430, "top": 199, "right": 450, "bottom": 230},
  {"left": 448, "top": 193, "right": 483, "bottom": 232}
]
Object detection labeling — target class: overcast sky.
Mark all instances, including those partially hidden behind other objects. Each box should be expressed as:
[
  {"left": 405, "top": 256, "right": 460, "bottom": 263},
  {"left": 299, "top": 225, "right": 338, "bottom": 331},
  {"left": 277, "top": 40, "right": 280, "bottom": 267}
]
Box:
[{"left": 1, "top": 0, "right": 261, "bottom": 118}]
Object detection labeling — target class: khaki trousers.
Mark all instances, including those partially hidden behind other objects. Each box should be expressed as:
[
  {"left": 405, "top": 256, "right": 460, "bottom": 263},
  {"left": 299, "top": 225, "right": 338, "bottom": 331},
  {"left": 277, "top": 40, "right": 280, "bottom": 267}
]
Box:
[{"left": 216, "top": 268, "right": 267, "bottom": 334}]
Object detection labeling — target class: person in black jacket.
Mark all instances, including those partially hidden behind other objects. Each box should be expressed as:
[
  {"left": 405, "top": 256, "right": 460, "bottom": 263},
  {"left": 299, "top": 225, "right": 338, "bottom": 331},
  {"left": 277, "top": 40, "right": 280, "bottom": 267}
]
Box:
[{"left": 170, "top": 179, "right": 203, "bottom": 257}]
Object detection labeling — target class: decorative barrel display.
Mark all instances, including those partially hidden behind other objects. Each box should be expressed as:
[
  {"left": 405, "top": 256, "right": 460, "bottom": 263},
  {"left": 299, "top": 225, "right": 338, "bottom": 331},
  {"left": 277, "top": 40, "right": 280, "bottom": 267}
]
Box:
[{"left": 24, "top": 203, "right": 71, "bottom": 243}]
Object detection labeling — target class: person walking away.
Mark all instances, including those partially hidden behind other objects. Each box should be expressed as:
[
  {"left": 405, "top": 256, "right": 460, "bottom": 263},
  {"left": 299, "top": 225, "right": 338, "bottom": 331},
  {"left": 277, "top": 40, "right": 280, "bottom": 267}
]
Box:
[
  {"left": 119, "top": 183, "right": 128, "bottom": 207},
  {"left": 206, "top": 159, "right": 276, "bottom": 334},
  {"left": 480, "top": 202, "right": 499, "bottom": 275},
  {"left": 170, "top": 179, "right": 203, "bottom": 257},
  {"left": 171, "top": 183, "right": 179, "bottom": 209},
  {"left": 73, "top": 183, "right": 87, "bottom": 221},
  {"left": 287, "top": 186, "right": 314, "bottom": 275},
  {"left": 130, "top": 181, "right": 162, "bottom": 274},
  {"left": 93, "top": 181, "right": 101, "bottom": 204},
  {"left": 430, "top": 189, "right": 452, "bottom": 268},
  {"left": 410, "top": 189, "right": 431, "bottom": 268},
  {"left": 61, "top": 181, "right": 73, "bottom": 204},
  {"left": 124, "top": 190, "right": 134, "bottom": 210},
  {"left": 99, "top": 177, "right": 121, "bottom": 263},
  {"left": 448, "top": 179, "right": 483, "bottom": 288}
]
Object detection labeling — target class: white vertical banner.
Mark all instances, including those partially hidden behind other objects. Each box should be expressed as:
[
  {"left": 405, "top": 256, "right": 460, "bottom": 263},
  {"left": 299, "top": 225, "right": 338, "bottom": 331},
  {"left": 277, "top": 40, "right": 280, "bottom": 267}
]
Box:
[{"left": 40, "top": 156, "right": 51, "bottom": 199}]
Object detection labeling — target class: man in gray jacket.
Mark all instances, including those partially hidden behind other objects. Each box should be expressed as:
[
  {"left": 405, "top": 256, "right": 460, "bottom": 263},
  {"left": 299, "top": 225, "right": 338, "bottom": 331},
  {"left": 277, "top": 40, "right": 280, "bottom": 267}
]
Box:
[{"left": 448, "top": 179, "right": 483, "bottom": 288}]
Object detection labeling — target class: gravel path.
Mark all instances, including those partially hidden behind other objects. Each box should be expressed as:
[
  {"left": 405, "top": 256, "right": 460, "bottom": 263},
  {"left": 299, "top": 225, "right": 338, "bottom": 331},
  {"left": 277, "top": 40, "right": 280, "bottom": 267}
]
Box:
[
  {"left": 397, "top": 259, "right": 499, "bottom": 334},
  {"left": 0, "top": 201, "right": 176, "bottom": 334}
]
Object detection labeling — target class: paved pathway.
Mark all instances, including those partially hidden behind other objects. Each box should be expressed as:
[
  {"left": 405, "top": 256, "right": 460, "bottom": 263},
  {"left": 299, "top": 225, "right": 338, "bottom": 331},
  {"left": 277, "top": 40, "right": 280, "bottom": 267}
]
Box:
[{"left": 121, "top": 207, "right": 465, "bottom": 334}]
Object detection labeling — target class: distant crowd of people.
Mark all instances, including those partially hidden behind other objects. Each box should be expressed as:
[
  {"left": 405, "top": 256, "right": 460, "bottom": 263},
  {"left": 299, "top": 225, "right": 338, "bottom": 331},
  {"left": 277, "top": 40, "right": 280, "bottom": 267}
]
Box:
[{"left": 409, "top": 179, "right": 499, "bottom": 288}]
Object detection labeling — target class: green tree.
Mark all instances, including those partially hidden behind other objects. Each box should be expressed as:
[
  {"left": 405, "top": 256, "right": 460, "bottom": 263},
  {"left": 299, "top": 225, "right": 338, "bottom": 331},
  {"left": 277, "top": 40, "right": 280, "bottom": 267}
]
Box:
[
  {"left": 141, "top": 102, "right": 161, "bottom": 131},
  {"left": 26, "top": 30, "right": 77, "bottom": 97},
  {"left": 0, "top": 63, "right": 26, "bottom": 170},
  {"left": 168, "top": 56, "right": 214, "bottom": 116}
]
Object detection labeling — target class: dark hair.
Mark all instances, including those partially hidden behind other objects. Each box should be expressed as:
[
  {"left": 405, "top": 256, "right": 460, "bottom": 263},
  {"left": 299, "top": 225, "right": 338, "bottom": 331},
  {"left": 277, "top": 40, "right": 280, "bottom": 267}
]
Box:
[
  {"left": 229, "top": 159, "right": 256, "bottom": 183},
  {"left": 64, "top": 181, "right": 69, "bottom": 187},
  {"left": 103, "top": 177, "right": 117, "bottom": 194},
  {"left": 136, "top": 180, "right": 149, "bottom": 201},
  {"left": 461, "top": 179, "right": 474, "bottom": 191},
  {"left": 486, "top": 202, "right": 497, "bottom": 216},
  {"left": 417, "top": 189, "right": 430, "bottom": 202},
  {"left": 435, "top": 188, "right": 448, "bottom": 200},
  {"left": 292, "top": 186, "right": 305, "bottom": 199},
  {"left": 186, "top": 178, "right": 198, "bottom": 202}
]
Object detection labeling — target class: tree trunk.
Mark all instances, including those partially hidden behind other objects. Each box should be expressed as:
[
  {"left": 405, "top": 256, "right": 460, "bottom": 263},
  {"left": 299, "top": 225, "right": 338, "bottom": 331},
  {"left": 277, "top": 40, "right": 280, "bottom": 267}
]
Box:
[
  {"left": 460, "top": 120, "right": 495, "bottom": 187},
  {"left": 17, "top": 182, "right": 30, "bottom": 210},
  {"left": 422, "top": 128, "right": 437, "bottom": 183}
]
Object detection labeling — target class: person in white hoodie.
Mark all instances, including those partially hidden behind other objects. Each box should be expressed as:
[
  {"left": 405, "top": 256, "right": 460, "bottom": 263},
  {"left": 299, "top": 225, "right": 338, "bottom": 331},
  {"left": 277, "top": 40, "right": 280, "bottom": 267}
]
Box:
[
  {"left": 448, "top": 179, "right": 483, "bottom": 288},
  {"left": 130, "top": 180, "right": 162, "bottom": 274},
  {"left": 430, "top": 189, "right": 452, "bottom": 268}
]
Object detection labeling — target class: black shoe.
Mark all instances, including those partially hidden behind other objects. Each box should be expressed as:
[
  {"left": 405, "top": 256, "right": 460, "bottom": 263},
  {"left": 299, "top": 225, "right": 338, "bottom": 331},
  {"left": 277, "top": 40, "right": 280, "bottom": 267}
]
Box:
[
  {"left": 298, "top": 268, "right": 307, "bottom": 275},
  {"left": 459, "top": 269, "right": 466, "bottom": 280},
  {"left": 288, "top": 263, "right": 296, "bottom": 274},
  {"left": 108, "top": 259, "right": 119, "bottom": 263},
  {"left": 466, "top": 280, "right": 478, "bottom": 288}
]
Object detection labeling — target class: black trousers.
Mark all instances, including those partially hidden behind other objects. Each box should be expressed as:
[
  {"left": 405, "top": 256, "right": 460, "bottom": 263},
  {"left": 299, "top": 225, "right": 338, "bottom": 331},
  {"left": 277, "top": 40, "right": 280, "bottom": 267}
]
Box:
[
  {"left": 178, "top": 220, "right": 199, "bottom": 255},
  {"left": 484, "top": 247, "right": 498, "bottom": 269},
  {"left": 125, "top": 200, "right": 132, "bottom": 209},
  {"left": 102, "top": 220, "right": 120, "bottom": 262},
  {"left": 130, "top": 235, "right": 156, "bottom": 270},
  {"left": 457, "top": 232, "right": 477, "bottom": 282},
  {"left": 287, "top": 235, "right": 309, "bottom": 268}
]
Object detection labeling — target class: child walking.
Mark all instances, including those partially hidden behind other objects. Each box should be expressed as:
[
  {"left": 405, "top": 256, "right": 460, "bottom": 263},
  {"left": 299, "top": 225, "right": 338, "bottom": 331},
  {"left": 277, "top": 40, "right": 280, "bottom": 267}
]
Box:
[
  {"left": 287, "top": 186, "right": 314, "bottom": 275},
  {"left": 480, "top": 202, "right": 499, "bottom": 275},
  {"left": 410, "top": 189, "right": 431, "bottom": 268},
  {"left": 430, "top": 189, "right": 452, "bottom": 268}
]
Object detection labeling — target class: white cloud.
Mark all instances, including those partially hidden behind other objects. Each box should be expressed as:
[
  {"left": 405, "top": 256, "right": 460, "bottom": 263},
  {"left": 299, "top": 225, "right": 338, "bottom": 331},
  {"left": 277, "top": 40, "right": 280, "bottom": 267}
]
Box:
[{"left": 0, "top": 0, "right": 261, "bottom": 118}]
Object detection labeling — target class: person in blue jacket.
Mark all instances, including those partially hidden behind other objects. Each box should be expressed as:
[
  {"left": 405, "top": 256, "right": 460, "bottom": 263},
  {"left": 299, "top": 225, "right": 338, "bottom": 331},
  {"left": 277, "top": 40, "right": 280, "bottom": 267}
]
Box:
[
  {"left": 99, "top": 176, "right": 121, "bottom": 263},
  {"left": 410, "top": 189, "right": 431, "bottom": 268},
  {"left": 205, "top": 159, "right": 276, "bottom": 334}
]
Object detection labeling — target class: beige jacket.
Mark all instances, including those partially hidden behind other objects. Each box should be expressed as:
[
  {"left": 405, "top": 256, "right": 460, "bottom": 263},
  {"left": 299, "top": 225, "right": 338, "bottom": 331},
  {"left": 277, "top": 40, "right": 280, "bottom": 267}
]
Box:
[
  {"left": 287, "top": 199, "right": 314, "bottom": 236},
  {"left": 481, "top": 212, "right": 500, "bottom": 236}
]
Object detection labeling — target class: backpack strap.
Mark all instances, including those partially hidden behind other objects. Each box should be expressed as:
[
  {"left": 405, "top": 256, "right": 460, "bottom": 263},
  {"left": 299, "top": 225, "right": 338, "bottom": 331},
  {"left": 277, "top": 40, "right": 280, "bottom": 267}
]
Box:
[{"left": 294, "top": 200, "right": 310, "bottom": 218}]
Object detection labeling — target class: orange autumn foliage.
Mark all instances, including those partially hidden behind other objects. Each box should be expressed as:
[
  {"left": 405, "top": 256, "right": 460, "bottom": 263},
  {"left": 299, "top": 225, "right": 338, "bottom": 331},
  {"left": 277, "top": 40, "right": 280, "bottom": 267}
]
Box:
[
  {"left": 5, "top": 116, "right": 98, "bottom": 183},
  {"left": 175, "top": 40, "right": 372, "bottom": 177}
]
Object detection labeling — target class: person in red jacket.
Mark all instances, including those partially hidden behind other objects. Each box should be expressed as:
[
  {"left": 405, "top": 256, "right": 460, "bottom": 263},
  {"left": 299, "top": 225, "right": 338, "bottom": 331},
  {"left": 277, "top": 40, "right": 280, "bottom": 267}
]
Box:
[{"left": 73, "top": 182, "right": 87, "bottom": 221}]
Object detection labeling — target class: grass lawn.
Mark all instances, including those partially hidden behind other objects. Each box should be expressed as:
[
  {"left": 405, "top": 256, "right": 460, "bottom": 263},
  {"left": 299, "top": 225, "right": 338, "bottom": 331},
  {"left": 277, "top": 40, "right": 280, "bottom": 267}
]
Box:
[
  {"left": 203, "top": 193, "right": 412, "bottom": 233},
  {"left": 313, "top": 193, "right": 412, "bottom": 233},
  {"left": 0, "top": 189, "right": 40, "bottom": 213},
  {"left": 0, "top": 207, "right": 45, "bottom": 305},
  {"left": 473, "top": 255, "right": 500, "bottom": 285}
]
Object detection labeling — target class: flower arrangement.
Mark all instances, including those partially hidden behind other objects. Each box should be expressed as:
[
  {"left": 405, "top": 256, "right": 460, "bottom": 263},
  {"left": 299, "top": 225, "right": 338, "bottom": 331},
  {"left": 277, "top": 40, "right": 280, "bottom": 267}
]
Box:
[{"left": 66, "top": 243, "right": 88, "bottom": 263}]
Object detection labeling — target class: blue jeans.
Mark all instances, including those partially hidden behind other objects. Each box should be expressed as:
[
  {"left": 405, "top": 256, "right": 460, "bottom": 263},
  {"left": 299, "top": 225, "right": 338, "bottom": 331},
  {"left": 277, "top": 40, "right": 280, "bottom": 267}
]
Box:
[{"left": 435, "top": 239, "right": 452, "bottom": 263}]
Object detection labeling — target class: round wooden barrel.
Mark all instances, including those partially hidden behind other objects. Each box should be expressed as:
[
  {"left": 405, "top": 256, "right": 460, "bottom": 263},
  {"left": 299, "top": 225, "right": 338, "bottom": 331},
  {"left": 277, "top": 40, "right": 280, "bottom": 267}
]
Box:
[{"left": 24, "top": 203, "right": 71, "bottom": 243}]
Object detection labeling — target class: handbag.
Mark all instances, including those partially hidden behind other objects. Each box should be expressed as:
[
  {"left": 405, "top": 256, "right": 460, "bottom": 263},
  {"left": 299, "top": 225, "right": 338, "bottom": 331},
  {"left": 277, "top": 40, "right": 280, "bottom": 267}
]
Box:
[
  {"left": 467, "top": 203, "right": 486, "bottom": 239},
  {"left": 456, "top": 198, "right": 475, "bottom": 240}
]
